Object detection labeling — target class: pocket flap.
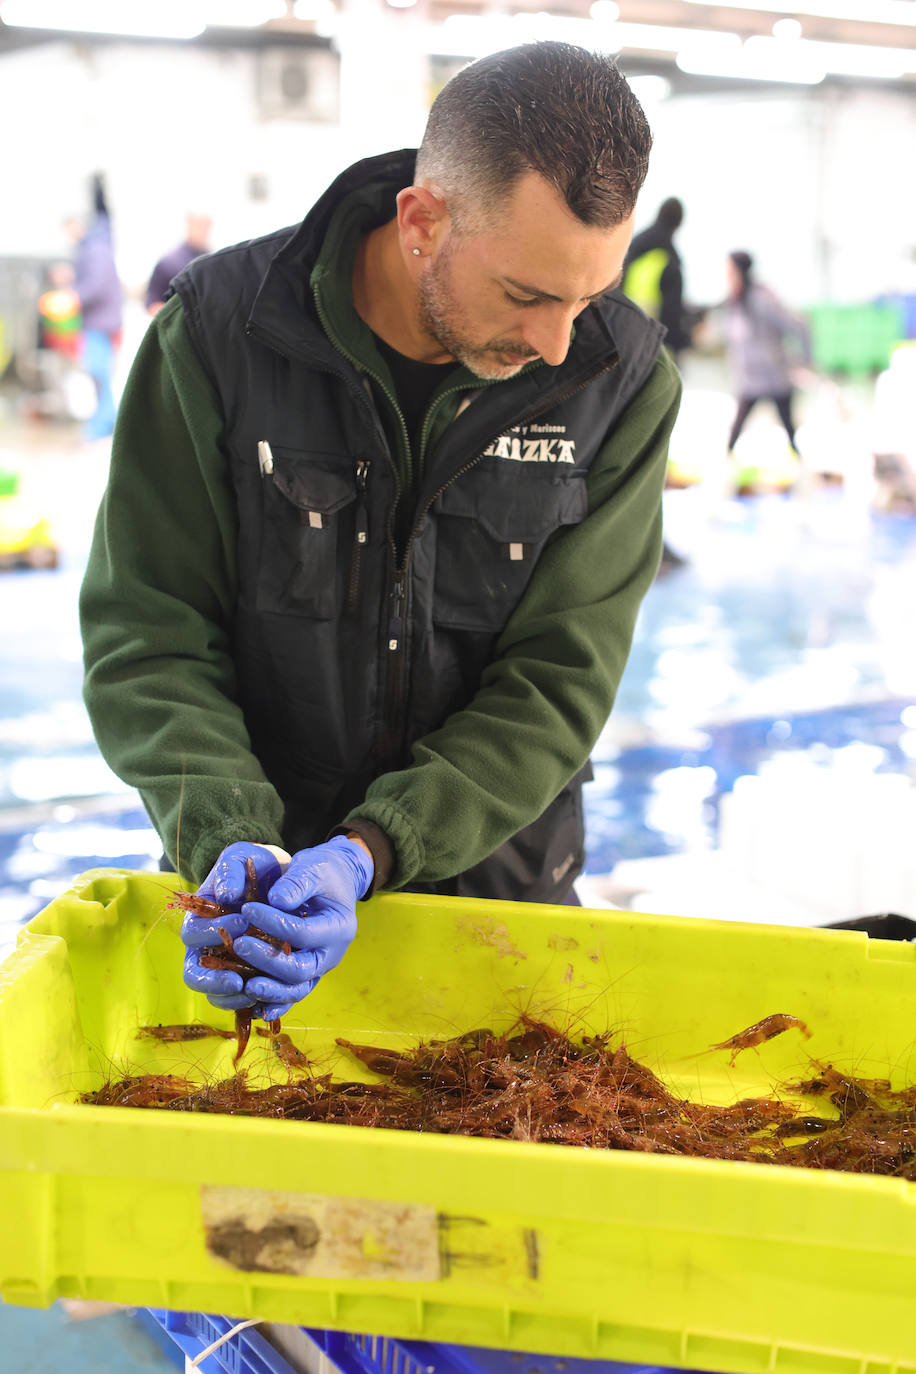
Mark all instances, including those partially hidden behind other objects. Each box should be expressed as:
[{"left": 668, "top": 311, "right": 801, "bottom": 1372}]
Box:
[
  {"left": 436, "top": 465, "right": 587, "bottom": 543},
  {"left": 270, "top": 449, "right": 357, "bottom": 518}
]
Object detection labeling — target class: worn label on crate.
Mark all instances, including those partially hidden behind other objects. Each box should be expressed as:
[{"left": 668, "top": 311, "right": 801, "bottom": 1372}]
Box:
[{"left": 200, "top": 1186, "right": 440, "bottom": 1281}]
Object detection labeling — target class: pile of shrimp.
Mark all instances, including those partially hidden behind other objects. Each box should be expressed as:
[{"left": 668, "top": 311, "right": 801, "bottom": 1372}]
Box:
[{"left": 80, "top": 1014, "right": 916, "bottom": 1178}]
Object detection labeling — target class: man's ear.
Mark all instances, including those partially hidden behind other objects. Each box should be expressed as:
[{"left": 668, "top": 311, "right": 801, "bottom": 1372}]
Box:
[{"left": 396, "top": 184, "right": 450, "bottom": 258}]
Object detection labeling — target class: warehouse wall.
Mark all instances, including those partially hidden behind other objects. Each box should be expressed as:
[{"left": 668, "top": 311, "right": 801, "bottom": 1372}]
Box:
[
  {"left": 1, "top": 31, "right": 914, "bottom": 305},
  {"left": 643, "top": 82, "right": 916, "bottom": 307}
]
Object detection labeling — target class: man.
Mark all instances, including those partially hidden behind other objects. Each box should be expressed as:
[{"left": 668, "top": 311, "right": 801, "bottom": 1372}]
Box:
[
  {"left": 145, "top": 212, "right": 213, "bottom": 316},
  {"left": 622, "top": 196, "right": 690, "bottom": 359},
  {"left": 80, "top": 42, "right": 681, "bottom": 1022}
]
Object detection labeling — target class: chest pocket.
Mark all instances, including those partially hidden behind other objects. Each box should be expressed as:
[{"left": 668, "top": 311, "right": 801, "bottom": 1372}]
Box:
[
  {"left": 432, "top": 463, "right": 588, "bottom": 632},
  {"left": 257, "top": 449, "right": 357, "bottom": 620}
]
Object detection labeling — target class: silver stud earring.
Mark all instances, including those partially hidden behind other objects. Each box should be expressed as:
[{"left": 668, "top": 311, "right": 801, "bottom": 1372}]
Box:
[{"left": 412, "top": 248, "right": 421, "bottom": 256}]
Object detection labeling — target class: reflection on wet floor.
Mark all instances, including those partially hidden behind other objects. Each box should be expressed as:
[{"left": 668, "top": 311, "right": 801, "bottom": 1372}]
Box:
[
  {"left": 581, "top": 484, "right": 916, "bottom": 923},
  {"left": 1, "top": 368, "right": 915, "bottom": 952}
]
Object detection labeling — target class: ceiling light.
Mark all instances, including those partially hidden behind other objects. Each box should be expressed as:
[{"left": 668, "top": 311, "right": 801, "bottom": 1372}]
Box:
[
  {"left": 434, "top": 13, "right": 738, "bottom": 60},
  {"left": 437, "top": 12, "right": 622, "bottom": 58},
  {"left": 201, "top": 0, "right": 286, "bottom": 25},
  {"left": 627, "top": 74, "right": 672, "bottom": 103},
  {"left": 677, "top": 29, "right": 916, "bottom": 83},
  {"left": 682, "top": 0, "right": 916, "bottom": 25},
  {"left": 434, "top": 14, "right": 738, "bottom": 59},
  {"left": 292, "top": 0, "right": 336, "bottom": 29},
  {"left": 0, "top": 0, "right": 206, "bottom": 38},
  {"left": 589, "top": 1, "right": 620, "bottom": 20},
  {"left": 677, "top": 35, "right": 825, "bottom": 84},
  {"left": 614, "top": 22, "right": 739, "bottom": 52},
  {"left": 747, "top": 34, "right": 913, "bottom": 78},
  {"left": 772, "top": 18, "right": 802, "bottom": 40}
]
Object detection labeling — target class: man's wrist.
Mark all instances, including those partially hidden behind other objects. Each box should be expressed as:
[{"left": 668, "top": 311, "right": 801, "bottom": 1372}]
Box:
[
  {"left": 344, "top": 832, "right": 373, "bottom": 862},
  {"left": 328, "top": 819, "right": 394, "bottom": 895}
]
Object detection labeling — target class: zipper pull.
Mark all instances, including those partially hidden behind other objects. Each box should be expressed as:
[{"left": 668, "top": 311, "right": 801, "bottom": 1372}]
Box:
[
  {"left": 355, "top": 459, "right": 370, "bottom": 545},
  {"left": 388, "top": 577, "right": 404, "bottom": 651},
  {"left": 257, "top": 440, "right": 274, "bottom": 476}
]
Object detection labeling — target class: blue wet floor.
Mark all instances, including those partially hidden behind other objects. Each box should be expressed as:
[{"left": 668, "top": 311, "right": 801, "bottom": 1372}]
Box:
[
  {"left": 584, "top": 694, "right": 916, "bottom": 869},
  {"left": 0, "top": 1299, "right": 180, "bottom": 1372},
  {"left": 583, "top": 489, "right": 916, "bottom": 878}
]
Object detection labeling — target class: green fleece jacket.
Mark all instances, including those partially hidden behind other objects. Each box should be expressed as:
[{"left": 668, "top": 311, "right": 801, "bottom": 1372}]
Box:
[{"left": 80, "top": 199, "right": 681, "bottom": 889}]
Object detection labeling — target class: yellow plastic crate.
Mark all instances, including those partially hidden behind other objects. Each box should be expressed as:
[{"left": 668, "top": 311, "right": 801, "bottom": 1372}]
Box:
[{"left": 1, "top": 868, "right": 914, "bottom": 1373}]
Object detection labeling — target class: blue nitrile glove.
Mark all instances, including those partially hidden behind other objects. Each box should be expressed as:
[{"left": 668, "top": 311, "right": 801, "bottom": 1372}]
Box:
[
  {"left": 228, "top": 836, "right": 375, "bottom": 1021},
  {"left": 181, "top": 841, "right": 291, "bottom": 1011}
]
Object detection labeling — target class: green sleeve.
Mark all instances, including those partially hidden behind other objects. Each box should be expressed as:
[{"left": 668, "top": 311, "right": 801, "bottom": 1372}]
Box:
[
  {"left": 79, "top": 297, "right": 286, "bottom": 884},
  {"left": 347, "top": 348, "right": 683, "bottom": 888}
]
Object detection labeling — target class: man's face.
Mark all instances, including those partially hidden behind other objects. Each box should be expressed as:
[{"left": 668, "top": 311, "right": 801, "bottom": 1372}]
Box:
[{"left": 417, "top": 171, "right": 634, "bottom": 381}]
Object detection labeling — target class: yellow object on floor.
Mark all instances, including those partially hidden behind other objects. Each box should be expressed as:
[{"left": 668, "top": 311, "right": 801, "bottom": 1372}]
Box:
[
  {"left": 0, "top": 474, "right": 59, "bottom": 568},
  {"left": 732, "top": 440, "right": 800, "bottom": 494}
]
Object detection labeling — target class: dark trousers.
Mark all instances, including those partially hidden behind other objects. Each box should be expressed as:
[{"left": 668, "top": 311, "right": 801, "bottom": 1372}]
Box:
[{"left": 728, "top": 391, "right": 797, "bottom": 452}]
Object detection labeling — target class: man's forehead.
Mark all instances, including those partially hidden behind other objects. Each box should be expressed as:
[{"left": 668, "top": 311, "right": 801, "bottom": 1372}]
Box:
[{"left": 475, "top": 208, "right": 633, "bottom": 304}]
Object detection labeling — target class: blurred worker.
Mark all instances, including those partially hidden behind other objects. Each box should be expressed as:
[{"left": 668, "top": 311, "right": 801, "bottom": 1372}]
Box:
[
  {"left": 145, "top": 213, "right": 213, "bottom": 316},
  {"left": 29, "top": 262, "right": 84, "bottom": 422},
  {"left": 80, "top": 43, "right": 681, "bottom": 1023},
  {"left": 622, "top": 196, "right": 691, "bottom": 360},
  {"left": 623, "top": 197, "right": 692, "bottom": 572},
  {"left": 37, "top": 262, "right": 82, "bottom": 360},
  {"left": 66, "top": 174, "right": 123, "bottom": 442},
  {"left": 724, "top": 249, "right": 812, "bottom": 458}
]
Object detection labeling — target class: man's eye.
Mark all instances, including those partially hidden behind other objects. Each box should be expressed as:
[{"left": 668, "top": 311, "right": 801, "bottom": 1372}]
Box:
[{"left": 504, "top": 292, "right": 539, "bottom": 307}]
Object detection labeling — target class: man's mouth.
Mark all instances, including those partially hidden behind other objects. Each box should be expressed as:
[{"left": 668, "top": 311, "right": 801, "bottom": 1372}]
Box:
[{"left": 497, "top": 349, "right": 538, "bottom": 366}]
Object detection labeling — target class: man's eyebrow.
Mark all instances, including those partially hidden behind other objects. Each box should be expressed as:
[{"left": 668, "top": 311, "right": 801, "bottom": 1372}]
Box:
[{"left": 503, "top": 272, "right": 623, "bottom": 303}]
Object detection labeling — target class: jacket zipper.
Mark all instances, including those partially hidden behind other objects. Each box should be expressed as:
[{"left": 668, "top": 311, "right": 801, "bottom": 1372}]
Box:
[
  {"left": 308, "top": 287, "right": 411, "bottom": 547},
  {"left": 249, "top": 308, "right": 408, "bottom": 625},
  {"left": 345, "top": 458, "right": 370, "bottom": 616},
  {"left": 306, "top": 290, "right": 426, "bottom": 771},
  {"left": 379, "top": 356, "right": 619, "bottom": 766}
]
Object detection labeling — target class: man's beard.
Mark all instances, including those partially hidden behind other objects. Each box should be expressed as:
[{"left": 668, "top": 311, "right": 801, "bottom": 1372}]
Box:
[{"left": 417, "top": 243, "right": 538, "bottom": 381}]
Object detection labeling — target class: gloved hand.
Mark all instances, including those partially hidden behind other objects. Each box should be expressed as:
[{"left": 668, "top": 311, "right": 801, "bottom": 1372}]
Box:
[
  {"left": 181, "top": 841, "right": 291, "bottom": 1011},
  {"left": 228, "top": 836, "right": 374, "bottom": 1021}
]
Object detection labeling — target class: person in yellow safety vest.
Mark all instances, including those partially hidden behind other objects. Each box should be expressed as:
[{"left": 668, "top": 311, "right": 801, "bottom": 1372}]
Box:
[
  {"left": 622, "top": 198, "right": 689, "bottom": 360},
  {"left": 623, "top": 198, "right": 692, "bottom": 567}
]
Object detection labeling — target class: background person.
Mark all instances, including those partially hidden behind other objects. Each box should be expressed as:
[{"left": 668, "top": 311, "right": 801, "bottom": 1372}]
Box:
[
  {"left": 66, "top": 173, "right": 123, "bottom": 441},
  {"left": 79, "top": 42, "right": 682, "bottom": 1024},
  {"left": 27, "top": 260, "right": 90, "bottom": 423},
  {"left": 145, "top": 212, "right": 213, "bottom": 316},
  {"left": 724, "top": 248, "right": 812, "bottom": 462},
  {"left": 623, "top": 196, "right": 693, "bottom": 570},
  {"left": 622, "top": 196, "right": 691, "bottom": 361}
]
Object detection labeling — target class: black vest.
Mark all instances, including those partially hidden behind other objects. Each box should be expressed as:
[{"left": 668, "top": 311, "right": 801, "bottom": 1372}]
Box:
[{"left": 174, "top": 151, "right": 663, "bottom": 902}]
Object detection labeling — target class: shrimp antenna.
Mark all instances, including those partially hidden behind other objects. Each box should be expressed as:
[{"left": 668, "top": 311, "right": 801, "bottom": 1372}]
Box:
[{"left": 175, "top": 757, "right": 187, "bottom": 880}]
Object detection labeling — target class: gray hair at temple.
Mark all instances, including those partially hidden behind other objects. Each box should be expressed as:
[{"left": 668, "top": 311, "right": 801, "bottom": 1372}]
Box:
[{"left": 415, "top": 42, "right": 652, "bottom": 235}]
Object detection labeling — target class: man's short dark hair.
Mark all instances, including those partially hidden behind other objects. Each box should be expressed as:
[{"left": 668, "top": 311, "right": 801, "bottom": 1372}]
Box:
[{"left": 416, "top": 42, "right": 652, "bottom": 232}]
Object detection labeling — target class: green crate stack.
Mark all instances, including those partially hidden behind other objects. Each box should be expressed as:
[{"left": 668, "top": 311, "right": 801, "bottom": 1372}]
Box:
[{"left": 808, "top": 301, "right": 905, "bottom": 375}]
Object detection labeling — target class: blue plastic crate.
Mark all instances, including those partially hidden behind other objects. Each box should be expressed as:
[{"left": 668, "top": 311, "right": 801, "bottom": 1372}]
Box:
[
  {"left": 312, "top": 1330, "right": 688, "bottom": 1374},
  {"left": 143, "top": 1311, "right": 699, "bottom": 1374},
  {"left": 145, "top": 1309, "right": 296, "bottom": 1374}
]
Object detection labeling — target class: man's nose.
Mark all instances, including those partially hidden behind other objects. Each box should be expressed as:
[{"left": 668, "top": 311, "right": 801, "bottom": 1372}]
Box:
[{"left": 522, "top": 307, "right": 577, "bottom": 367}]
